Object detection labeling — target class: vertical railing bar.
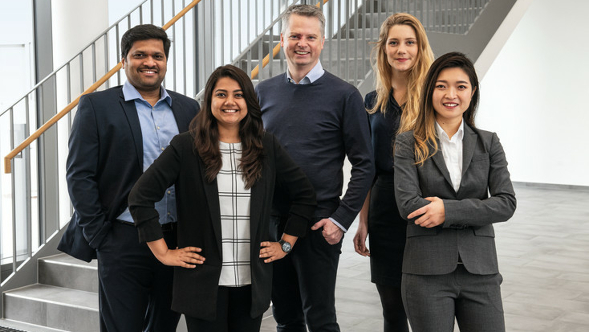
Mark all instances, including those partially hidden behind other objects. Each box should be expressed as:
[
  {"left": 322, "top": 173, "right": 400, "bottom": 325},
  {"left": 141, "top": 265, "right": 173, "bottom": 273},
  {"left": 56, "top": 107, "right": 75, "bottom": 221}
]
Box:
[
  {"left": 139, "top": 4, "right": 144, "bottom": 24},
  {"left": 327, "top": 0, "right": 332, "bottom": 69},
  {"left": 116, "top": 24, "right": 121, "bottom": 86},
  {"left": 247, "top": 50, "right": 252, "bottom": 78},
  {"left": 92, "top": 43, "right": 97, "bottom": 84},
  {"left": 238, "top": 0, "right": 242, "bottom": 55},
  {"left": 247, "top": 0, "right": 250, "bottom": 56},
  {"left": 151, "top": 0, "right": 154, "bottom": 24},
  {"left": 269, "top": 28, "right": 273, "bottom": 78},
  {"left": 66, "top": 63, "right": 72, "bottom": 105},
  {"left": 10, "top": 106, "right": 17, "bottom": 272},
  {"left": 354, "top": 0, "right": 358, "bottom": 86},
  {"left": 104, "top": 34, "right": 110, "bottom": 89},
  {"left": 220, "top": 0, "right": 224, "bottom": 66},
  {"left": 230, "top": 0, "right": 234, "bottom": 62},
  {"left": 258, "top": 35, "right": 264, "bottom": 80},
  {"left": 362, "top": 0, "right": 366, "bottom": 80},
  {"left": 37, "top": 85, "right": 46, "bottom": 242},
  {"left": 80, "top": 53, "right": 85, "bottom": 95},
  {"left": 336, "top": 0, "right": 340, "bottom": 79},
  {"left": 182, "top": 0, "right": 187, "bottom": 95},
  {"left": 22, "top": 95, "right": 32, "bottom": 251},
  {"left": 345, "top": 0, "right": 349, "bottom": 81},
  {"left": 161, "top": 0, "right": 165, "bottom": 27},
  {"left": 172, "top": 0, "right": 177, "bottom": 91}
]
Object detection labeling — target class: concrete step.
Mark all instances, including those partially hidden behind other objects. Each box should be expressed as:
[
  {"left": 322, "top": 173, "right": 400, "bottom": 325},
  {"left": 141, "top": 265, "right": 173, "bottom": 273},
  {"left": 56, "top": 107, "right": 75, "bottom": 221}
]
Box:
[
  {"left": 38, "top": 254, "right": 98, "bottom": 293},
  {"left": 0, "top": 318, "right": 66, "bottom": 332},
  {"left": 3, "top": 284, "right": 99, "bottom": 332}
]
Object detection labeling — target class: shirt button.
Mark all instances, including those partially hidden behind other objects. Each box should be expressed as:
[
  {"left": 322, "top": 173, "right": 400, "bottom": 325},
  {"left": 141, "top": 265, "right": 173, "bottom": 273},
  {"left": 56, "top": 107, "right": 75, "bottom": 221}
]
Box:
[
  {"left": 167, "top": 190, "right": 171, "bottom": 194},
  {"left": 157, "top": 126, "right": 160, "bottom": 130},
  {"left": 167, "top": 212, "right": 171, "bottom": 215},
  {"left": 161, "top": 147, "right": 165, "bottom": 151}
]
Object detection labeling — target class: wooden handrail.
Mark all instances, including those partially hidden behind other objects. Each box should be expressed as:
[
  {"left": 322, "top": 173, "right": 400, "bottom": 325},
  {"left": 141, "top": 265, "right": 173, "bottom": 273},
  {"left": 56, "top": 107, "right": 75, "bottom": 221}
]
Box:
[
  {"left": 4, "top": 0, "right": 202, "bottom": 173},
  {"left": 250, "top": 0, "right": 329, "bottom": 80}
]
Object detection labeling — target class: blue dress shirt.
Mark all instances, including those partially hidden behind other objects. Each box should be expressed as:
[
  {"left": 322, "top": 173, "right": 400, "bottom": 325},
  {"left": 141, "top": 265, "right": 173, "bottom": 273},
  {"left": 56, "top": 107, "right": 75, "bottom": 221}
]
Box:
[{"left": 117, "top": 81, "right": 179, "bottom": 225}]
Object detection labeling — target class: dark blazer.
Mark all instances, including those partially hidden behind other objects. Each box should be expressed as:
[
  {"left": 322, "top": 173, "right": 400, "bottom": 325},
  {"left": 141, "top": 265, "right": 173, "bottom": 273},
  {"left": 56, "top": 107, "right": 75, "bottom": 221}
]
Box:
[
  {"left": 394, "top": 124, "right": 516, "bottom": 276},
  {"left": 128, "top": 131, "right": 316, "bottom": 321},
  {"left": 57, "top": 86, "right": 199, "bottom": 262}
]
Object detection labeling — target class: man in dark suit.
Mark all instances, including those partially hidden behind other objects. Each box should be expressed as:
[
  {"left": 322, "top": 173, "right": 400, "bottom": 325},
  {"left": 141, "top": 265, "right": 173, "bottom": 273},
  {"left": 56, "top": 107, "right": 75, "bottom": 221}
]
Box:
[{"left": 57, "top": 24, "right": 199, "bottom": 332}]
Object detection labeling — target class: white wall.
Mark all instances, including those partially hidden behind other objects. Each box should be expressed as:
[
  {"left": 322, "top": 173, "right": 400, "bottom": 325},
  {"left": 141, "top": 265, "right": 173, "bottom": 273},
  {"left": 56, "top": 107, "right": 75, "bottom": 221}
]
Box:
[
  {"left": 476, "top": 0, "right": 589, "bottom": 187},
  {"left": 0, "top": 0, "right": 34, "bottom": 111}
]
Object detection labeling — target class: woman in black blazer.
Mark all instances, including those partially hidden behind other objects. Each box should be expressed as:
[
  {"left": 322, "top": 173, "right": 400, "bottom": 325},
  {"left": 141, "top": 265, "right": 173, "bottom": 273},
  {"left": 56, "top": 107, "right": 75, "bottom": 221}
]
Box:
[
  {"left": 129, "top": 65, "right": 316, "bottom": 332},
  {"left": 393, "top": 53, "right": 516, "bottom": 332}
]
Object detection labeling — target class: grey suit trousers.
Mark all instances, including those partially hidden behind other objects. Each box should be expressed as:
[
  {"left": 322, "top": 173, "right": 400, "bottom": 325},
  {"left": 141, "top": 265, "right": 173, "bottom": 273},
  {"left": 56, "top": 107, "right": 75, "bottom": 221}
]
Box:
[{"left": 401, "top": 265, "right": 505, "bottom": 332}]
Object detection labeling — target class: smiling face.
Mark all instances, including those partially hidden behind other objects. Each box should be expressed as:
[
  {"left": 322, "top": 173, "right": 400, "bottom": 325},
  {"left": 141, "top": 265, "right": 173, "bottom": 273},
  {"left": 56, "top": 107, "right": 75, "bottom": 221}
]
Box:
[
  {"left": 432, "top": 67, "right": 476, "bottom": 126},
  {"left": 386, "top": 24, "right": 418, "bottom": 74},
  {"left": 211, "top": 77, "right": 248, "bottom": 133},
  {"left": 122, "top": 39, "right": 167, "bottom": 96},
  {"left": 281, "top": 14, "right": 325, "bottom": 78}
]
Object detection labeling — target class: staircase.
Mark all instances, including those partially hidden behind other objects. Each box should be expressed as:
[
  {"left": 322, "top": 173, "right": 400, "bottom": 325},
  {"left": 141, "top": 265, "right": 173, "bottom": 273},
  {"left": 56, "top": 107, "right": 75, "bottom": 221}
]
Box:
[
  {"left": 1, "top": 0, "right": 519, "bottom": 331},
  {"left": 2, "top": 254, "right": 98, "bottom": 332}
]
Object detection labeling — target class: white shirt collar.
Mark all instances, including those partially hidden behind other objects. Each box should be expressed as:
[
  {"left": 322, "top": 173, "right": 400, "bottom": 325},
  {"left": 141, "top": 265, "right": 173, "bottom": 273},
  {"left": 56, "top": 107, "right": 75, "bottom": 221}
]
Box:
[
  {"left": 436, "top": 119, "right": 464, "bottom": 143},
  {"left": 286, "top": 61, "right": 325, "bottom": 84}
]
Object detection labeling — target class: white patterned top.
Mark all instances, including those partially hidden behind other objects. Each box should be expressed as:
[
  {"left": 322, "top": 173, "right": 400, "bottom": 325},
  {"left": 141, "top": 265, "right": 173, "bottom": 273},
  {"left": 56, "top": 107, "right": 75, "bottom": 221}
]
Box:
[{"left": 217, "top": 141, "right": 252, "bottom": 286}]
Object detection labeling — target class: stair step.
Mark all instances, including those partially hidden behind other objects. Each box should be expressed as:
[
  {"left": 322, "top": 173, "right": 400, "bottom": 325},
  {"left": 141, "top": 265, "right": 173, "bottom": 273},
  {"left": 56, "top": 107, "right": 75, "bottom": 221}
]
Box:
[
  {"left": 39, "top": 254, "right": 98, "bottom": 293},
  {"left": 3, "top": 284, "right": 98, "bottom": 332},
  {"left": 0, "top": 318, "right": 66, "bottom": 332}
]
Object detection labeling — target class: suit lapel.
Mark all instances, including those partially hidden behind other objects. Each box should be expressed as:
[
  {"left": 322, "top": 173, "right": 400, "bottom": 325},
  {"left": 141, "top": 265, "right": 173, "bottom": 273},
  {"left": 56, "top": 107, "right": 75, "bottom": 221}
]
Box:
[
  {"left": 198, "top": 158, "right": 223, "bottom": 255},
  {"left": 169, "top": 90, "right": 190, "bottom": 133},
  {"left": 461, "top": 124, "right": 478, "bottom": 177},
  {"left": 119, "top": 91, "right": 144, "bottom": 169},
  {"left": 431, "top": 139, "right": 453, "bottom": 189}
]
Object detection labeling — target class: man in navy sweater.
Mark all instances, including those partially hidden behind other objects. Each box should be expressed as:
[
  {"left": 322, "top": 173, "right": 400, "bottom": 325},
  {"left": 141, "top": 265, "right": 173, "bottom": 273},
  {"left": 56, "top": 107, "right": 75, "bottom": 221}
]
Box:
[{"left": 255, "top": 5, "right": 374, "bottom": 332}]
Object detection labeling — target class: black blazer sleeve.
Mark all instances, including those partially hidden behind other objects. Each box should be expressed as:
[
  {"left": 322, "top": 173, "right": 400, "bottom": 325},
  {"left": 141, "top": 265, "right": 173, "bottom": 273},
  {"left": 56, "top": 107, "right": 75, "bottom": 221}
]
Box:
[
  {"left": 129, "top": 133, "right": 186, "bottom": 242},
  {"left": 66, "top": 94, "right": 111, "bottom": 249}
]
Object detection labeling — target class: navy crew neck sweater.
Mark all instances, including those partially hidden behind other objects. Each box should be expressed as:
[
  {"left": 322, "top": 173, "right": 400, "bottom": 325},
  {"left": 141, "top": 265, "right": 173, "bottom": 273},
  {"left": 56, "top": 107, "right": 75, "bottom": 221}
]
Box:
[{"left": 256, "top": 71, "right": 374, "bottom": 229}]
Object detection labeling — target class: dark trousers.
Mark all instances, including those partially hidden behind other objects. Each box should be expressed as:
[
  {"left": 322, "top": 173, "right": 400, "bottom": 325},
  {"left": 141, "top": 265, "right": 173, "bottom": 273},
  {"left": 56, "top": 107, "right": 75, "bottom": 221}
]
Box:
[
  {"left": 96, "top": 221, "right": 180, "bottom": 332},
  {"left": 270, "top": 217, "right": 341, "bottom": 332},
  {"left": 185, "top": 286, "right": 262, "bottom": 332},
  {"left": 402, "top": 265, "right": 505, "bottom": 332},
  {"left": 375, "top": 284, "right": 409, "bottom": 332}
]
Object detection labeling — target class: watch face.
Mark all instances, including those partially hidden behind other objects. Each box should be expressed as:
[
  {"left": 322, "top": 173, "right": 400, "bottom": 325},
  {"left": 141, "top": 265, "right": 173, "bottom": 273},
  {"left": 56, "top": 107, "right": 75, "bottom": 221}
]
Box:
[{"left": 281, "top": 241, "right": 292, "bottom": 253}]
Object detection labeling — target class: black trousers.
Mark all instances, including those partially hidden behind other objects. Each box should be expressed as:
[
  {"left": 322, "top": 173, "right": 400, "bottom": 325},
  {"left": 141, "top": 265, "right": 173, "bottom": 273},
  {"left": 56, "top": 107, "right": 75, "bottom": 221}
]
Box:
[
  {"left": 96, "top": 221, "right": 180, "bottom": 332},
  {"left": 270, "top": 217, "right": 342, "bottom": 332},
  {"left": 185, "top": 286, "right": 262, "bottom": 332}
]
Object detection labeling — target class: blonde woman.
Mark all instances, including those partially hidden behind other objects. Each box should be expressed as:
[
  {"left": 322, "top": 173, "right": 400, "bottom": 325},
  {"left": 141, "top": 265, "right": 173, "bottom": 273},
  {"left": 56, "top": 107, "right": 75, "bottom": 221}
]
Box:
[{"left": 352, "top": 13, "right": 434, "bottom": 332}]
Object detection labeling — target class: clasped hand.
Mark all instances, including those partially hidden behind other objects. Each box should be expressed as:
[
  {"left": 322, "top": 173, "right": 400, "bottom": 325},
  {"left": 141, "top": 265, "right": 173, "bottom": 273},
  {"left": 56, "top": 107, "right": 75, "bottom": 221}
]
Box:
[{"left": 407, "top": 197, "right": 446, "bottom": 228}]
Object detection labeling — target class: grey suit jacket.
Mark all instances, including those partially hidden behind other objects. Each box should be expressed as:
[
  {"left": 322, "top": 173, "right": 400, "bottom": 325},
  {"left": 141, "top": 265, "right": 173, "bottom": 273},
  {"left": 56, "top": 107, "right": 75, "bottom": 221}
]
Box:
[{"left": 394, "top": 124, "right": 516, "bottom": 276}]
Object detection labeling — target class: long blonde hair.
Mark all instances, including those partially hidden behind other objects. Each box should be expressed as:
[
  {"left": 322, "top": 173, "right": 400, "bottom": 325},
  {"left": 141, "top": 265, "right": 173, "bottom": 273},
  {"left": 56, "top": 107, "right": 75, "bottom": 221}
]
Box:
[{"left": 370, "top": 13, "right": 434, "bottom": 134}]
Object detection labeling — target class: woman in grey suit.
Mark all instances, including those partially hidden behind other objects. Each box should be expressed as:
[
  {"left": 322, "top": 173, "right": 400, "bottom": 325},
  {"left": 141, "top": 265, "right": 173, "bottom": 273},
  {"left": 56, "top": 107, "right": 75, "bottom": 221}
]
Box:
[{"left": 394, "top": 52, "right": 516, "bottom": 332}]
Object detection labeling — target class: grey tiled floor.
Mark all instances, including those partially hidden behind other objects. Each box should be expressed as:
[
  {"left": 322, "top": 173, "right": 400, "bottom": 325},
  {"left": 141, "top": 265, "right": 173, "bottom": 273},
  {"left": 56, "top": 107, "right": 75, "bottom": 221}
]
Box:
[{"left": 260, "top": 183, "right": 589, "bottom": 331}]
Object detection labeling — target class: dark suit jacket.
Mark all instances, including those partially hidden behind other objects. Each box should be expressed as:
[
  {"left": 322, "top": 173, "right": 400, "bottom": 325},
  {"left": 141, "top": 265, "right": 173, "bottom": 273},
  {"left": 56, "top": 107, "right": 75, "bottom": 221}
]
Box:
[
  {"left": 394, "top": 124, "right": 516, "bottom": 275},
  {"left": 128, "top": 131, "right": 316, "bottom": 321},
  {"left": 57, "top": 86, "right": 199, "bottom": 262}
]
